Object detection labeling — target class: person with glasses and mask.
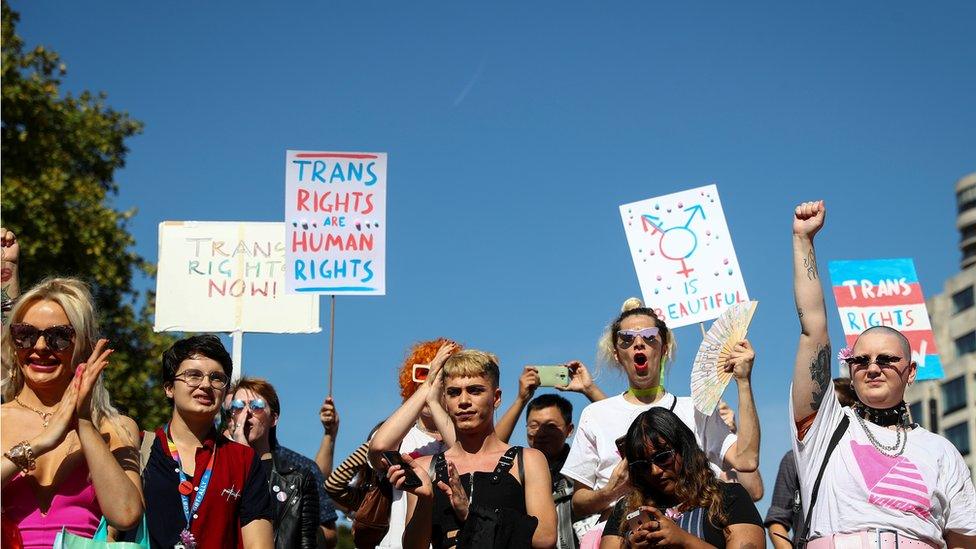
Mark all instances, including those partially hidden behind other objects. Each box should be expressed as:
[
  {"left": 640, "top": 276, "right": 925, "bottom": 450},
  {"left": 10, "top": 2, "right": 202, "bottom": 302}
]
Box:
[
  {"left": 2, "top": 278, "right": 143, "bottom": 548},
  {"left": 225, "top": 377, "right": 323, "bottom": 549},
  {"left": 141, "top": 335, "right": 273, "bottom": 549},
  {"left": 789, "top": 201, "right": 976, "bottom": 549},
  {"left": 561, "top": 298, "right": 760, "bottom": 548},
  {"left": 599, "top": 408, "right": 763, "bottom": 549}
]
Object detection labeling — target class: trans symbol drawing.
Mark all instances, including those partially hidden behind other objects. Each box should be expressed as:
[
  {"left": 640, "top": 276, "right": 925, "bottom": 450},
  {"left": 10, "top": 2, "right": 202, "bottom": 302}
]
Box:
[{"left": 619, "top": 184, "right": 749, "bottom": 329}]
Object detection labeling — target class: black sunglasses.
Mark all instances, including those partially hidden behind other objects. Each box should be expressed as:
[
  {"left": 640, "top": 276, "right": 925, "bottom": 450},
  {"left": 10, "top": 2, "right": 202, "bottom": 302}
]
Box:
[
  {"left": 9, "top": 323, "right": 76, "bottom": 353},
  {"left": 629, "top": 449, "right": 676, "bottom": 470},
  {"left": 846, "top": 354, "right": 903, "bottom": 369}
]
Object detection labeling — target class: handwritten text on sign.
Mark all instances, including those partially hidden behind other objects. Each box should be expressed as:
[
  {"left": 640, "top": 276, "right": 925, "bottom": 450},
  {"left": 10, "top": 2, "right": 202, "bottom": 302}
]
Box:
[
  {"left": 284, "top": 151, "right": 387, "bottom": 295},
  {"left": 827, "top": 258, "right": 944, "bottom": 381},
  {"left": 619, "top": 184, "right": 748, "bottom": 328},
  {"left": 154, "top": 221, "right": 320, "bottom": 333}
]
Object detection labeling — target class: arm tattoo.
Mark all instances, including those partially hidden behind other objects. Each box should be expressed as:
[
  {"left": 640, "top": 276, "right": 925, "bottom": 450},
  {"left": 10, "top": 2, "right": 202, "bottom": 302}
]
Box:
[
  {"left": 803, "top": 249, "right": 818, "bottom": 281},
  {"left": 809, "top": 344, "right": 831, "bottom": 410}
]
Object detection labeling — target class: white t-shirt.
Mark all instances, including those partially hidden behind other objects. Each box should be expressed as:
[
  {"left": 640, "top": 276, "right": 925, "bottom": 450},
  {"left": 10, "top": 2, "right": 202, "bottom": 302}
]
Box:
[
  {"left": 560, "top": 392, "right": 737, "bottom": 496},
  {"left": 790, "top": 386, "right": 976, "bottom": 548},
  {"left": 378, "top": 424, "right": 447, "bottom": 548}
]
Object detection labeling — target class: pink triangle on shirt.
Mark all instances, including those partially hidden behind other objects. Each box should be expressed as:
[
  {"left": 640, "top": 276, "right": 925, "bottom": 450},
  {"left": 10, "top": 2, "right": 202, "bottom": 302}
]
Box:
[{"left": 850, "top": 440, "right": 931, "bottom": 519}]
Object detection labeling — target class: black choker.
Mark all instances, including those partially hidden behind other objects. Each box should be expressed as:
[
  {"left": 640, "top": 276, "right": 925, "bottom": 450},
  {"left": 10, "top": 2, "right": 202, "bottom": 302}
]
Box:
[{"left": 854, "top": 402, "right": 911, "bottom": 428}]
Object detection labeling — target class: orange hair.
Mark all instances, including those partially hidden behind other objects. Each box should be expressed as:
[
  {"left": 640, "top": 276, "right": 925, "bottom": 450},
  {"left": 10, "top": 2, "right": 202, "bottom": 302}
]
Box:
[{"left": 398, "top": 338, "right": 461, "bottom": 401}]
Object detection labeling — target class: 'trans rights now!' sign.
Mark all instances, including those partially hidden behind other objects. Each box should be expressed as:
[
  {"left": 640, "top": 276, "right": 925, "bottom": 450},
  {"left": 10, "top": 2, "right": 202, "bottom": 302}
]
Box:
[{"left": 284, "top": 151, "right": 387, "bottom": 295}]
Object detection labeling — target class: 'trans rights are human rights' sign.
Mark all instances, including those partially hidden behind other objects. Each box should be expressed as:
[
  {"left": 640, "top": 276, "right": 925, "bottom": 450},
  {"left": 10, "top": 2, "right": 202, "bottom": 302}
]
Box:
[{"left": 284, "top": 151, "right": 387, "bottom": 295}]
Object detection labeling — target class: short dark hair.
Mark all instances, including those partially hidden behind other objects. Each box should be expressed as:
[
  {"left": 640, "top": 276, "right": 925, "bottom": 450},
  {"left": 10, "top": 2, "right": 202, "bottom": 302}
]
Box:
[
  {"left": 526, "top": 394, "right": 573, "bottom": 425},
  {"left": 161, "top": 334, "right": 233, "bottom": 385}
]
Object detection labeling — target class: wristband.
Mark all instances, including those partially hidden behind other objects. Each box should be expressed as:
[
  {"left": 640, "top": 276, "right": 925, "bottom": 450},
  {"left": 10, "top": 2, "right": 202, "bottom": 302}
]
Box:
[{"left": 4, "top": 440, "right": 36, "bottom": 473}]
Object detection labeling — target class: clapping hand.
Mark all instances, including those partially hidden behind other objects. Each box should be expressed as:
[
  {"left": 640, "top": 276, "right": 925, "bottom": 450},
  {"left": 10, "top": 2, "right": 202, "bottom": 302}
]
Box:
[
  {"left": 75, "top": 339, "right": 114, "bottom": 422},
  {"left": 436, "top": 461, "right": 470, "bottom": 522}
]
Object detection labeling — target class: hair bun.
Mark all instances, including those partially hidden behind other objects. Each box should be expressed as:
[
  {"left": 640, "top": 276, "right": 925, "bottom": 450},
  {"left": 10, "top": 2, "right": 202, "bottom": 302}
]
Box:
[{"left": 621, "top": 297, "right": 644, "bottom": 312}]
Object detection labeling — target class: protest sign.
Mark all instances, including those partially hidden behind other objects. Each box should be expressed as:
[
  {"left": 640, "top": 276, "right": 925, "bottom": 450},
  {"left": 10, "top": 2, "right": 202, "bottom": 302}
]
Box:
[
  {"left": 828, "top": 258, "right": 944, "bottom": 381},
  {"left": 619, "top": 184, "right": 748, "bottom": 328},
  {"left": 284, "top": 151, "right": 387, "bottom": 295},
  {"left": 154, "top": 221, "right": 320, "bottom": 334}
]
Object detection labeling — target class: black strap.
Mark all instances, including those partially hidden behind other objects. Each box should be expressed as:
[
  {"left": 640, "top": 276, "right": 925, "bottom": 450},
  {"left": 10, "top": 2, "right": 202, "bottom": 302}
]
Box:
[
  {"left": 517, "top": 447, "right": 524, "bottom": 485},
  {"left": 797, "top": 416, "right": 849, "bottom": 547},
  {"left": 668, "top": 394, "right": 677, "bottom": 412},
  {"left": 492, "top": 446, "right": 520, "bottom": 474}
]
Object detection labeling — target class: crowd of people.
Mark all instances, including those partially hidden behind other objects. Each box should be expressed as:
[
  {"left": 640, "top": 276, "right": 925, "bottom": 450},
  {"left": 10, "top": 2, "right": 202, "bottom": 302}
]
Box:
[{"left": 1, "top": 200, "right": 974, "bottom": 549}]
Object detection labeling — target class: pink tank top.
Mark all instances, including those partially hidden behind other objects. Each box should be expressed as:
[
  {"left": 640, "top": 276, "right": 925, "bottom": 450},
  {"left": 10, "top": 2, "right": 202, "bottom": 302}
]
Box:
[{"left": 2, "top": 462, "right": 100, "bottom": 549}]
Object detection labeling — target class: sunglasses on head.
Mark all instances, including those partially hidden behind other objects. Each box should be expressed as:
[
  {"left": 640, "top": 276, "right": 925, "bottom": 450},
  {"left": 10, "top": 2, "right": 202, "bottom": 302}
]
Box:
[
  {"left": 230, "top": 398, "right": 268, "bottom": 413},
  {"left": 412, "top": 363, "right": 430, "bottom": 383},
  {"left": 9, "top": 323, "right": 76, "bottom": 353},
  {"left": 846, "top": 354, "right": 903, "bottom": 369},
  {"left": 616, "top": 327, "right": 660, "bottom": 349},
  {"left": 629, "top": 449, "right": 676, "bottom": 470}
]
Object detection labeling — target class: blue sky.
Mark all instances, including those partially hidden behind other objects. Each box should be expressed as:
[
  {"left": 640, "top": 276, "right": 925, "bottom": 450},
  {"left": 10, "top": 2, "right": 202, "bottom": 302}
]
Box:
[{"left": 14, "top": 1, "right": 975, "bottom": 517}]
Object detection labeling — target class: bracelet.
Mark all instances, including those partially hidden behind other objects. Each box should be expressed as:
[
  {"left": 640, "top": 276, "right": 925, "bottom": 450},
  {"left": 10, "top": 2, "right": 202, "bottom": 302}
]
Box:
[{"left": 3, "top": 440, "right": 36, "bottom": 474}]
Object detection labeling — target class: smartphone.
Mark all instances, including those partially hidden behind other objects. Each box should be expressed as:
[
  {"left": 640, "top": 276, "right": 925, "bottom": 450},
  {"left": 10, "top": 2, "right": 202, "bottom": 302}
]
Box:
[
  {"left": 412, "top": 363, "right": 430, "bottom": 383},
  {"left": 625, "top": 508, "right": 652, "bottom": 534},
  {"left": 533, "top": 365, "right": 570, "bottom": 387},
  {"left": 382, "top": 451, "right": 422, "bottom": 489},
  {"left": 615, "top": 435, "right": 627, "bottom": 458}
]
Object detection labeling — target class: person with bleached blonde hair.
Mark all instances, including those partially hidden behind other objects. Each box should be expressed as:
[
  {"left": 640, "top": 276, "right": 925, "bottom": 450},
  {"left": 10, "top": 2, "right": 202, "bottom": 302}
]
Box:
[
  {"left": 561, "top": 298, "right": 760, "bottom": 548},
  {"left": 1, "top": 277, "right": 143, "bottom": 548},
  {"left": 387, "top": 349, "right": 558, "bottom": 548}
]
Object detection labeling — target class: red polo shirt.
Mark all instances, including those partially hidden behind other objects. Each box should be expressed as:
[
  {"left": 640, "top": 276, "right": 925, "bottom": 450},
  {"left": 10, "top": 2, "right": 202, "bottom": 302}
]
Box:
[{"left": 143, "top": 427, "right": 272, "bottom": 548}]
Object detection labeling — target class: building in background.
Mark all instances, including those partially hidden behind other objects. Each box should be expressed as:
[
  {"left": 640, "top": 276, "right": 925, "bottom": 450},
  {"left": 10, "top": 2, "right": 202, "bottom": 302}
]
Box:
[{"left": 906, "top": 172, "right": 976, "bottom": 480}]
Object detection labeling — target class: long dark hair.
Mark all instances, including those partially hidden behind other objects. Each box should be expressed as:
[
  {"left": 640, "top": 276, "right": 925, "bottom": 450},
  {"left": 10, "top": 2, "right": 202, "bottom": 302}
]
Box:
[{"left": 621, "top": 408, "right": 728, "bottom": 530}]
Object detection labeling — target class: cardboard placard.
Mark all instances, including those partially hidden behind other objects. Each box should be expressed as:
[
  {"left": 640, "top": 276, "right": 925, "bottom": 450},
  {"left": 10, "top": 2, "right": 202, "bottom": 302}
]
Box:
[
  {"left": 828, "top": 258, "right": 944, "bottom": 381},
  {"left": 154, "top": 221, "right": 320, "bottom": 333},
  {"left": 284, "top": 151, "right": 387, "bottom": 295},
  {"left": 620, "top": 184, "right": 749, "bottom": 328}
]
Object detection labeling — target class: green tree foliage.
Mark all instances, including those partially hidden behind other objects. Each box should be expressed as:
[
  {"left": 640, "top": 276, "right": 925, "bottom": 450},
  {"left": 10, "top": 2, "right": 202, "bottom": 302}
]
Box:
[
  {"left": 335, "top": 524, "right": 354, "bottom": 549},
  {"left": 2, "top": 1, "right": 174, "bottom": 428}
]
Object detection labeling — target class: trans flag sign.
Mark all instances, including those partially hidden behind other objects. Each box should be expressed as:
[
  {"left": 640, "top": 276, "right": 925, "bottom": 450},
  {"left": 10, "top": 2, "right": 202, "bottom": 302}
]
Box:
[{"left": 828, "top": 258, "right": 944, "bottom": 381}]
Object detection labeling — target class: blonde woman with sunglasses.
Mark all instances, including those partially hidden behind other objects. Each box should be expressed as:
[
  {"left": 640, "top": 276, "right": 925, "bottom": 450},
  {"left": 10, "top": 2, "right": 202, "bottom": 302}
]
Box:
[
  {"left": 1, "top": 278, "right": 143, "bottom": 548},
  {"left": 560, "top": 298, "right": 760, "bottom": 548}
]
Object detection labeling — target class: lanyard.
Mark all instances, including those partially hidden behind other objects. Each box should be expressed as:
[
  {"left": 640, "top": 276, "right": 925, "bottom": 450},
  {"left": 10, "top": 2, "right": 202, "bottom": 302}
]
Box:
[{"left": 163, "top": 424, "right": 216, "bottom": 530}]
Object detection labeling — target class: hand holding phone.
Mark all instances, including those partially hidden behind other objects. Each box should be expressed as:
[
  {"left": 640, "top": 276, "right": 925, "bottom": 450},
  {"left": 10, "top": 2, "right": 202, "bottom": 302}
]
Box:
[
  {"left": 531, "top": 365, "right": 570, "bottom": 387},
  {"left": 382, "top": 451, "right": 423, "bottom": 489},
  {"left": 625, "top": 508, "right": 652, "bottom": 535}
]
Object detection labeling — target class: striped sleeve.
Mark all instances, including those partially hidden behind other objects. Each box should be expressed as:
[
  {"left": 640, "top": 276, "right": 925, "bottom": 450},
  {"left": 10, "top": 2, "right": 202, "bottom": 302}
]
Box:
[{"left": 324, "top": 441, "right": 371, "bottom": 511}]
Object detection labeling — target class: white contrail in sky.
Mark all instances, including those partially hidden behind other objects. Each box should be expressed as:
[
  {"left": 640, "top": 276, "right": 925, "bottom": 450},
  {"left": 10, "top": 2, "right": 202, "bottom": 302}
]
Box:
[{"left": 452, "top": 56, "right": 487, "bottom": 108}]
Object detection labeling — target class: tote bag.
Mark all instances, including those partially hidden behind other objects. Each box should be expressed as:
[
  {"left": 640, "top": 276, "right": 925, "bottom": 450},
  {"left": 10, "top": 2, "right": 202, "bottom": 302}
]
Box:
[{"left": 52, "top": 516, "right": 148, "bottom": 549}]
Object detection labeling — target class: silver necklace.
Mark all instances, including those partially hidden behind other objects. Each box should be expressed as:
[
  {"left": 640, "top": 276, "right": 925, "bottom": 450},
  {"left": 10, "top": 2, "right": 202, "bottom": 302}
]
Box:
[{"left": 854, "top": 411, "right": 907, "bottom": 457}]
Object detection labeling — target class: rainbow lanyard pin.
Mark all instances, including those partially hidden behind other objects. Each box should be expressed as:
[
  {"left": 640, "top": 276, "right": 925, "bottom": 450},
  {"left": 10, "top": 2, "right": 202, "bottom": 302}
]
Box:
[{"left": 163, "top": 424, "right": 216, "bottom": 547}]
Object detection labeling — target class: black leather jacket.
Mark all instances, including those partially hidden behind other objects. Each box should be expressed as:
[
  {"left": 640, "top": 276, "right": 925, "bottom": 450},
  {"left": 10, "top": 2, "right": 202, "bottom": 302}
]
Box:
[{"left": 268, "top": 452, "right": 318, "bottom": 549}]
